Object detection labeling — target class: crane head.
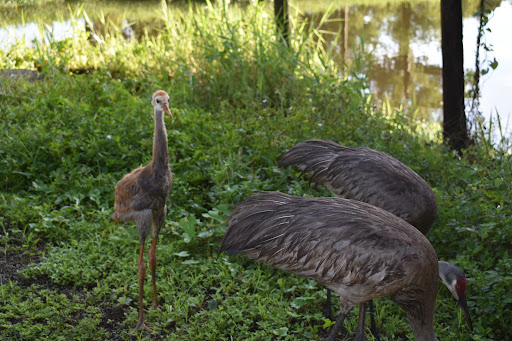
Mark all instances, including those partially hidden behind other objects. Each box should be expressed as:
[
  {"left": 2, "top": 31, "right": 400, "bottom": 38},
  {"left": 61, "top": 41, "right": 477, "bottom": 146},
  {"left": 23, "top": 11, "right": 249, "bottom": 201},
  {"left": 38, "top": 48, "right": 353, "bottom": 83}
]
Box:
[
  {"left": 438, "top": 261, "right": 473, "bottom": 331},
  {"left": 152, "top": 90, "right": 172, "bottom": 118}
]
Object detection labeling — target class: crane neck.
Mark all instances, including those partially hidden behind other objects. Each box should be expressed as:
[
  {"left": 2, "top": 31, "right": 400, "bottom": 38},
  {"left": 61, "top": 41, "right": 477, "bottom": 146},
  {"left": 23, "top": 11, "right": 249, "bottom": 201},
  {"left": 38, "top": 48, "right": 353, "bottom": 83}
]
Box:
[
  {"left": 406, "top": 305, "right": 438, "bottom": 341},
  {"left": 409, "top": 323, "right": 438, "bottom": 341},
  {"left": 151, "top": 109, "right": 169, "bottom": 171}
]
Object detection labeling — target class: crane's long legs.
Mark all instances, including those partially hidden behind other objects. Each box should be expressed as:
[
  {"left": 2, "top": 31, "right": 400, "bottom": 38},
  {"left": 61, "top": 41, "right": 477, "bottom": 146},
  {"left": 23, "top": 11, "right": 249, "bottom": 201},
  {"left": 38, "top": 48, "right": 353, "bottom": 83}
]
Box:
[
  {"left": 130, "top": 207, "right": 165, "bottom": 334},
  {"left": 325, "top": 310, "right": 347, "bottom": 341},
  {"left": 131, "top": 244, "right": 152, "bottom": 334},
  {"left": 130, "top": 209, "right": 153, "bottom": 334},
  {"left": 323, "top": 288, "right": 334, "bottom": 320},
  {"left": 149, "top": 206, "right": 165, "bottom": 309},
  {"left": 354, "top": 302, "right": 367, "bottom": 341},
  {"left": 369, "top": 300, "right": 380, "bottom": 340},
  {"left": 354, "top": 300, "right": 379, "bottom": 341},
  {"left": 148, "top": 237, "right": 159, "bottom": 309}
]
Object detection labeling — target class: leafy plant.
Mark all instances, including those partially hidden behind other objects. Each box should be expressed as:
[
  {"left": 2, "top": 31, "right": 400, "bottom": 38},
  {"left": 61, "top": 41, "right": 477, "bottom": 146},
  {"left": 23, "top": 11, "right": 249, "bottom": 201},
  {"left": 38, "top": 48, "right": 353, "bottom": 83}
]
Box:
[{"left": 178, "top": 216, "right": 197, "bottom": 244}]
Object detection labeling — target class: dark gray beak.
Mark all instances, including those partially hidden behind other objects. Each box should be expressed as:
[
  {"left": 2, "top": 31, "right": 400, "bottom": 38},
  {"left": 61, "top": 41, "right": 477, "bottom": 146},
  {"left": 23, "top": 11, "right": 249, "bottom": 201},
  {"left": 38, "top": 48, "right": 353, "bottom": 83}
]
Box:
[{"left": 457, "top": 294, "right": 473, "bottom": 331}]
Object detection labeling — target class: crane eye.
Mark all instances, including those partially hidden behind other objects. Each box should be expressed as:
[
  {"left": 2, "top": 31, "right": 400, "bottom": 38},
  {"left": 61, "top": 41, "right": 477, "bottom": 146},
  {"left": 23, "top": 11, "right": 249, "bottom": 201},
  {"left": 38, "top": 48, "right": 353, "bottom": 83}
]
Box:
[{"left": 156, "top": 99, "right": 161, "bottom": 104}]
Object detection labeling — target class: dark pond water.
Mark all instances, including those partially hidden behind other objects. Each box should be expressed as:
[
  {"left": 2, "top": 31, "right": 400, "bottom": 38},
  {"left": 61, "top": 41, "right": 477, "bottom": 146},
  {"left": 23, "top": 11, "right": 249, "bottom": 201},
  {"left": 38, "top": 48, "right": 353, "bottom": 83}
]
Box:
[
  {"left": 1, "top": 0, "right": 510, "bottom": 142},
  {"left": 299, "top": 0, "right": 511, "bottom": 141}
]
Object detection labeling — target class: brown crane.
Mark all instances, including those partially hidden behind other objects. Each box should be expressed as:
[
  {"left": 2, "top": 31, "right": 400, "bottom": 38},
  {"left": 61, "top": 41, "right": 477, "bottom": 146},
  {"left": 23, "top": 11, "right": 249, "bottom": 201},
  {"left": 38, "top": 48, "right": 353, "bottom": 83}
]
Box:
[
  {"left": 278, "top": 139, "right": 472, "bottom": 338},
  {"left": 112, "top": 90, "right": 173, "bottom": 334},
  {"left": 221, "top": 192, "right": 445, "bottom": 341}
]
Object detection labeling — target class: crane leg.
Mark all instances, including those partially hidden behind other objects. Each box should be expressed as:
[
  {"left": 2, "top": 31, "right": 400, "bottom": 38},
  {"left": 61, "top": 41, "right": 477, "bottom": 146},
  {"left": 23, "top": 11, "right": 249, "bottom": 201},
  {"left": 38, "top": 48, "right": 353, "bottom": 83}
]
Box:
[
  {"left": 354, "top": 302, "right": 367, "bottom": 341},
  {"left": 325, "top": 310, "right": 347, "bottom": 341},
  {"left": 354, "top": 300, "right": 379, "bottom": 341},
  {"left": 149, "top": 206, "right": 166, "bottom": 309},
  {"left": 369, "top": 300, "right": 380, "bottom": 341},
  {"left": 131, "top": 244, "right": 152, "bottom": 334},
  {"left": 148, "top": 237, "right": 159, "bottom": 309},
  {"left": 131, "top": 209, "right": 152, "bottom": 334},
  {"left": 323, "top": 288, "right": 334, "bottom": 320}
]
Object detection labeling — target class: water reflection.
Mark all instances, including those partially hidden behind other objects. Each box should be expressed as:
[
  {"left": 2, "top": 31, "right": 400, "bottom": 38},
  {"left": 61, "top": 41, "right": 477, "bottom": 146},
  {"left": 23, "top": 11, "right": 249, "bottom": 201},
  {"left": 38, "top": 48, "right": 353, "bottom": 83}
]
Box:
[
  {"left": 303, "top": 1, "right": 460, "bottom": 121},
  {"left": 464, "top": 0, "right": 512, "bottom": 138},
  {"left": 301, "top": 0, "right": 511, "bottom": 139},
  {"left": 0, "top": 20, "right": 83, "bottom": 49},
  {"left": 0, "top": 0, "right": 167, "bottom": 48},
  {"left": 1, "top": 0, "right": 510, "bottom": 139}
]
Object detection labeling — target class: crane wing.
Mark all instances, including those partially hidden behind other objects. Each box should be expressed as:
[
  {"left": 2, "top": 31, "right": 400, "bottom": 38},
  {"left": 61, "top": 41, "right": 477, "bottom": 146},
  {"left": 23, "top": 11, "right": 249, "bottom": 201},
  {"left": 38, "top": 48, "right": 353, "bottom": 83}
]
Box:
[
  {"left": 221, "top": 192, "right": 435, "bottom": 294},
  {"left": 279, "top": 139, "right": 437, "bottom": 233}
]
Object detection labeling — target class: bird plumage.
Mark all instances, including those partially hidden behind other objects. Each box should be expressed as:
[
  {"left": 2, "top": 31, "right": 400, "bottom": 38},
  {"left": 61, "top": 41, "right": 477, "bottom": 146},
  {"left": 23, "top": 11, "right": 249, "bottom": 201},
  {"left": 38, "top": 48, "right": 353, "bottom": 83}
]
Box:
[
  {"left": 112, "top": 90, "right": 173, "bottom": 334},
  {"left": 113, "top": 164, "right": 171, "bottom": 217},
  {"left": 221, "top": 191, "right": 440, "bottom": 341},
  {"left": 113, "top": 90, "right": 172, "bottom": 222},
  {"left": 279, "top": 139, "right": 438, "bottom": 233},
  {"left": 278, "top": 139, "right": 472, "bottom": 338}
]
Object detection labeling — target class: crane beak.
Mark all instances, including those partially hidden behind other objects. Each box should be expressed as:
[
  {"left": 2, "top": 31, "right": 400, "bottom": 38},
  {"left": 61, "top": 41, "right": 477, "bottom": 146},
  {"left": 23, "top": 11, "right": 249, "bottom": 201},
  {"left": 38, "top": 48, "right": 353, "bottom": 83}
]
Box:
[
  {"left": 457, "top": 294, "right": 473, "bottom": 332},
  {"left": 162, "top": 103, "right": 173, "bottom": 118}
]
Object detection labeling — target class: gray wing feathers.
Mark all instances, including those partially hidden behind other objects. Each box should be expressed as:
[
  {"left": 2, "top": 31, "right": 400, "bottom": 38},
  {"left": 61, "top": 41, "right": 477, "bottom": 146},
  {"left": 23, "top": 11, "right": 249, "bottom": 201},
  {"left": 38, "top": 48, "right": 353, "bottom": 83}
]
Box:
[
  {"left": 221, "top": 192, "right": 435, "bottom": 295},
  {"left": 279, "top": 139, "right": 438, "bottom": 234}
]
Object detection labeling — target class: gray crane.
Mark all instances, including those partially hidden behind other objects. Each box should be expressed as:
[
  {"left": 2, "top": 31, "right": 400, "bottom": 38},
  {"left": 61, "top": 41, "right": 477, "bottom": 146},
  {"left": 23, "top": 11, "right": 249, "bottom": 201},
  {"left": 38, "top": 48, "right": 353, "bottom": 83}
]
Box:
[
  {"left": 221, "top": 192, "right": 447, "bottom": 341},
  {"left": 112, "top": 90, "right": 173, "bottom": 334},
  {"left": 278, "top": 139, "right": 438, "bottom": 234},
  {"left": 279, "top": 139, "right": 472, "bottom": 338}
]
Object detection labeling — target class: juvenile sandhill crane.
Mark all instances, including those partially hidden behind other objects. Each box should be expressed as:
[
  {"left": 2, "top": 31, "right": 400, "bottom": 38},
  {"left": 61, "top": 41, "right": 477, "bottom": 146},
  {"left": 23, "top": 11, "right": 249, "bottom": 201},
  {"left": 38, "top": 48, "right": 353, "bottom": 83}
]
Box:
[
  {"left": 220, "top": 192, "right": 444, "bottom": 341},
  {"left": 279, "top": 139, "right": 472, "bottom": 338},
  {"left": 112, "top": 90, "right": 173, "bottom": 334}
]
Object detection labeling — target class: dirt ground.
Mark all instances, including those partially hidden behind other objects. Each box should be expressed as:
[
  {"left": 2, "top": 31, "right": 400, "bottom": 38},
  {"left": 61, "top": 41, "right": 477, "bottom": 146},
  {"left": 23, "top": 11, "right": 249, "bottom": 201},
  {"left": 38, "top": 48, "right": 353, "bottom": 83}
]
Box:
[{"left": 0, "top": 245, "right": 129, "bottom": 340}]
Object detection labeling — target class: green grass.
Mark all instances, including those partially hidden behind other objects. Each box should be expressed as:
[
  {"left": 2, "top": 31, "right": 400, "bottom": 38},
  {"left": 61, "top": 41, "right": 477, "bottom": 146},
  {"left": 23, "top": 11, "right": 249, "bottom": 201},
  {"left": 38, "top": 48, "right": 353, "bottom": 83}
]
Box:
[
  {"left": 0, "top": 2, "right": 511, "bottom": 340},
  {"left": 0, "top": 0, "right": 60, "bottom": 7}
]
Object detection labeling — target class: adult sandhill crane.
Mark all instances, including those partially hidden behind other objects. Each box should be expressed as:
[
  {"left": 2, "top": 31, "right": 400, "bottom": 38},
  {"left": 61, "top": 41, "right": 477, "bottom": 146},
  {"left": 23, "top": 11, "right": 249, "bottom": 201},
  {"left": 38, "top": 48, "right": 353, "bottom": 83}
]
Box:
[
  {"left": 112, "top": 90, "right": 173, "bottom": 334},
  {"left": 220, "top": 192, "right": 445, "bottom": 341},
  {"left": 278, "top": 139, "right": 438, "bottom": 234},
  {"left": 278, "top": 139, "right": 472, "bottom": 338}
]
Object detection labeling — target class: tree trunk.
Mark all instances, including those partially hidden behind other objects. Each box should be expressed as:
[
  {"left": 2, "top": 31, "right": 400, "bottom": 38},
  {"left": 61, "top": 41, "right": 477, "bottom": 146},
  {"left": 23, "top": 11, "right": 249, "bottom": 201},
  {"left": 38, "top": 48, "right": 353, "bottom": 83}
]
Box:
[
  {"left": 441, "top": 0, "right": 470, "bottom": 151},
  {"left": 274, "top": 0, "right": 290, "bottom": 47},
  {"left": 398, "top": 2, "right": 412, "bottom": 100}
]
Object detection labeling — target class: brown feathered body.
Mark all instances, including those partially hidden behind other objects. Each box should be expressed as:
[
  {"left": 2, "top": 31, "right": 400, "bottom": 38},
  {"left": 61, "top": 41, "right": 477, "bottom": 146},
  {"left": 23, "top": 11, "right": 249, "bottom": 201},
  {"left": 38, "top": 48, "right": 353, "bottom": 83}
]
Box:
[
  {"left": 221, "top": 192, "right": 439, "bottom": 341},
  {"left": 279, "top": 139, "right": 438, "bottom": 234},
  {"left": 112, "top": 93, "right": 172, "bottom": 236},
  {"left": 112, "top": 90, "right": 172, "bottom": 334},
  {"left": 112, "top": 156, "right": 172, "bottom": 229}
]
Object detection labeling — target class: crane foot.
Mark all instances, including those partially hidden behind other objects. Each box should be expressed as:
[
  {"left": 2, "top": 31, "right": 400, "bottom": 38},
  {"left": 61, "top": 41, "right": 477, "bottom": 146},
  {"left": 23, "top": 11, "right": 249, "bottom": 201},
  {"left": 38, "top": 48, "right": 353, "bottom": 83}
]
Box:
[
  {"left": 151, "top": 301, "right": 162, "bottom": 311},
  {"left": 130, "top": 320, "right": 153, "bottom": 334}
]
